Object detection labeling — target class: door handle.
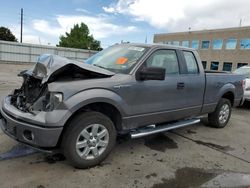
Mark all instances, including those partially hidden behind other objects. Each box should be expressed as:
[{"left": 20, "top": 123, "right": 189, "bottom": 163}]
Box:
[{"left": 177, "top": 82, "right": 185, "bottom": 89}]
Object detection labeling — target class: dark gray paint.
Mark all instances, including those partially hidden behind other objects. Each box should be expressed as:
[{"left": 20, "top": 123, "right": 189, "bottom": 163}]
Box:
[{"left": 0, "top": 43, "right": 245, "bottom": 148}]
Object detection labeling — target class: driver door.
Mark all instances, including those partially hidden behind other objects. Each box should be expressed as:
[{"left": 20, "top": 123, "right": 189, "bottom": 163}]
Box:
[{"left": 125, "top": 49, "right": 185, "bottom": 127}]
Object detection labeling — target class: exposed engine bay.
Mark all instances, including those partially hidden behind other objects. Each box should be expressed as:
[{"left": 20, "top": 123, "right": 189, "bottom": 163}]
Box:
[
  {"left": 9, "top": 54, "right": 114, "bottom": 113},
  {"left": 10, "top": 71, "right": 47, "bottom": 112}
]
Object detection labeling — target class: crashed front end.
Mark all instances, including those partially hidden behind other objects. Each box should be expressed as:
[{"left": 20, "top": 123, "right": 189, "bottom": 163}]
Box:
[
  {"left": 0, "top": 54, "right": 114, "bottom": 149},
  {"left": 11, "top": 70, "right": 49, "bottom": 113},
  {"left": 10, "top": 69, "right": 62, "bottom": 114}
]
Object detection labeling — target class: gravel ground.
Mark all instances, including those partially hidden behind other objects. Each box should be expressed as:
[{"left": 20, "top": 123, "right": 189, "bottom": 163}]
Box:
[{"left": 0, "top": 63, "right": 249, "bottom": 188}]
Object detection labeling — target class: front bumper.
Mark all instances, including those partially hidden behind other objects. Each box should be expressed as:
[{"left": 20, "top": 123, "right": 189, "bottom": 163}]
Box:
[{"left": 0, "top": 106, "right": 63, "bottom": 148}]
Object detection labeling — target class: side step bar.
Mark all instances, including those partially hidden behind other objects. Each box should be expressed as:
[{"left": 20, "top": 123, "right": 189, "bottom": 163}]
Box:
[{"left": 130, "top": 118, "right": 200, "bottom": 139}]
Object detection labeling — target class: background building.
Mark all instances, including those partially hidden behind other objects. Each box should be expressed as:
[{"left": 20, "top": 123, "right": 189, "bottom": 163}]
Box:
[{"left": 154, "top": 26, "right": 250, "bottom": 71}]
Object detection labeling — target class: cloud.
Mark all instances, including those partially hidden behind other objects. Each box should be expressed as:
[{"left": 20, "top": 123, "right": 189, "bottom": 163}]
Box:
[
  {"left": 103, "top": 0, "right": 250, "bottom": 32},
  {"left": 75, "top": 8, "right": 91, "bottom": 14},
  {"left": 8, "top": 23, "right": 50, "bottom": 45},
  {"left": 33, "top": 20, "right": 63, "bottom": 36},
  {"left": 32, "top": 14, "right": 138, "bottom": 40}
]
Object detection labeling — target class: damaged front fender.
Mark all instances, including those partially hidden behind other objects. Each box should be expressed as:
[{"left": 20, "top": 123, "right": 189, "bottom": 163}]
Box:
[
  {"left": 32, "top": 54, "right": 115, "bottom": 84},
  {"left": 9, "top": 54, "right": 115, "bottom": 113}
]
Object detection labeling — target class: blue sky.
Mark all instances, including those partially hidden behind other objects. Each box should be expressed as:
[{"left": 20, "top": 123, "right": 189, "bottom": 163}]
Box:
[{"left": 1, "top": 0, "right": 249, "bottom": 48}]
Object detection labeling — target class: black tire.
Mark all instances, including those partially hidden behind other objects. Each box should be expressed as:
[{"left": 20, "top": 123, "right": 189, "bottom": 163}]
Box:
[
  {"left": 208, "top": 98, "right": 232, "bottom": 128},
  {"left": 61, "top": 111, "right": 117, "bottom": 169}
]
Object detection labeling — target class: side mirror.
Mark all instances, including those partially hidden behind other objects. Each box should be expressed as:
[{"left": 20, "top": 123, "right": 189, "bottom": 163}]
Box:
[{"left": 136, "top": 67, "right": 166, "bottom": 81}]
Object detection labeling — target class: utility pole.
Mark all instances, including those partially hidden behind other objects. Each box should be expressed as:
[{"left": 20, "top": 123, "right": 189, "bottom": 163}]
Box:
[{"left": 20, "top": 8, "right": 23, "bottom": 43}]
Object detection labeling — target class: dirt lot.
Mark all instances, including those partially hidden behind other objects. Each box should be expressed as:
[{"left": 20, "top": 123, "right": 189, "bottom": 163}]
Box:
[{"left": 0, "top": 63, "right": 250, "bottom": 188}]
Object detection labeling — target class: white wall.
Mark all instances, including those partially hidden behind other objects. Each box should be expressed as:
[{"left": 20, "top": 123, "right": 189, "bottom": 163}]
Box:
[{"left": 0, "top": 40, "right": 97, "bottom": 64}]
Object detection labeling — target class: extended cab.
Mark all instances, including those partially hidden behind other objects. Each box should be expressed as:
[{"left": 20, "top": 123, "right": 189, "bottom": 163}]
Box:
[{"left": 0, "top": 43, "right": 245, "bottom": 168}]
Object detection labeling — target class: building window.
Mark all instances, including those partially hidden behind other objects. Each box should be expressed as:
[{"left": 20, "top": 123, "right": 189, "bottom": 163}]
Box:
[
  {"left": 201, "top": 40, "right": 210, "bottom": 49},
  {"left": 223, "top": 62, "right": 232, "bottom": 71},
  {"left": 191, "top": 40, "right": 199, "bottom": 49},
  {"left": 202, "top": 61, "right": 207, "bottom": 69},
  {"left": 172, "top": 41, "right": 180, "bottom": 46},
  {"left": 226, "top": 38, "right": 237, "bottom": 49},
  {"left": 181, "top": 41, "right": 189, "bottom": 47},
  {"left": 237, "top": 63, "right": 248, "bottom": 68},
  {"left": 213, "top": 39, "right": 223, "bottom": 49},
  {"left": 240, "top": 38, "right": 250, "bottom": 49},
  {"left": 210, "top": 61, "right": 219, "bottom": 70}
]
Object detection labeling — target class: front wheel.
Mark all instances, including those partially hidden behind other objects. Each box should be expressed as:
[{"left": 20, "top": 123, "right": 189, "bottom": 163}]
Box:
[
  {"left": 62, "top": 111, "right": 117, "bottom": 168},
  {"left": 208, "top": 98, "right": 232, "bottom": 128}
]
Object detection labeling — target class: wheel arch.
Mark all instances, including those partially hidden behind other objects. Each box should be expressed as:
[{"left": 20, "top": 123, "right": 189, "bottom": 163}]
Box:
[
  {"left": 221, "top": 91, "right": 234, "bottom": 106},
  {"left": 56, "top": 89, "right": 127, "bottom": 147},
  {"left": 217, "top": 83, "right": 236, "bottom": 106},
  {"left": 66, "top": 102, "right": 123, "bottom": 131}
]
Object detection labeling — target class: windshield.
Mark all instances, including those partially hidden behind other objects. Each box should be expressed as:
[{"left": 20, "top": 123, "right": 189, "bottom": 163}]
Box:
[
  {"left": 234, "top": 66, "right": 250, "bottom": 78},
  {"left": 85, "top": 45, "right": 148, "bottom": 74}
]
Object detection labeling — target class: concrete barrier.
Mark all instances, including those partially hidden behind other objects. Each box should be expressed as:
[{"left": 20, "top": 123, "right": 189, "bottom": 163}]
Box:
[{"left": 0, "top": 40, "right": 97, "bottom": 64}]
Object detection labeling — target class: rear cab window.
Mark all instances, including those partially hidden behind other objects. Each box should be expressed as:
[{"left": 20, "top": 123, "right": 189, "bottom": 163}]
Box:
[{"left": 183, "top": 51, "right": 199, "bottom": 74}]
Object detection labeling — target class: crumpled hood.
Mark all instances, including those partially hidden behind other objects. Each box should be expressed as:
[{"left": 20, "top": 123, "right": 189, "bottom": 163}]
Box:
[{"left": 25, "top": 54, "right": 115, "bottom": 84}]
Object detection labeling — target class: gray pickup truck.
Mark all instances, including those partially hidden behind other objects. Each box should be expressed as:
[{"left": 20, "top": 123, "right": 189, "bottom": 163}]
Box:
[{"left": 0, "top": 43, "right": 244, "bottom": 168}]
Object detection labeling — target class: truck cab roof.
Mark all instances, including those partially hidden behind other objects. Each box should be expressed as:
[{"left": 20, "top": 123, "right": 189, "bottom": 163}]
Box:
[{"left": 117, "top": 42, "right": 195, "bottom": 51}]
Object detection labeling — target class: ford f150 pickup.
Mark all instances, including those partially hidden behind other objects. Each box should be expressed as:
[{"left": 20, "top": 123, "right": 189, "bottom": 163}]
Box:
[{"left": 0, "top": 43, "right": 245, "bottom": 168}]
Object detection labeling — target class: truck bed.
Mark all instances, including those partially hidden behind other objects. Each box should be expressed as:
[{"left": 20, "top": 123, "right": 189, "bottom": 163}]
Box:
[{"left": 202, "top": 71, "right": 244, "bottom": 114}]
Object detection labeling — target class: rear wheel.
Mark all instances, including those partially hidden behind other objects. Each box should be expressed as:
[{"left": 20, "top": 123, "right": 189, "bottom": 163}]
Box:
[
  {"left": 208, "top": 98, "right": 232, "bottom": 128},
  {"left": 62, "top": 111, "right": 117, "bottom": 168}
]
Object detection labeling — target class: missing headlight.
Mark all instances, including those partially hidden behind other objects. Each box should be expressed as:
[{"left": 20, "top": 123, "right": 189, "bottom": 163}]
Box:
[{"left": 45, "top": 92, "right": 63, "bottom": 111}]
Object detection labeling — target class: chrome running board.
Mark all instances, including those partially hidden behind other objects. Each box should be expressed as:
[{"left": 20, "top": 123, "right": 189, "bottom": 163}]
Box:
[{"left": 130, "top": 118, "right": 200, "bottom": 139}]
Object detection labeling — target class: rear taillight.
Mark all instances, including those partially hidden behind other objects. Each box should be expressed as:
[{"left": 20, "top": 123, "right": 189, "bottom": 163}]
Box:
[{"left": 240, "top": 79, "right": 246, "bottom": 90}]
